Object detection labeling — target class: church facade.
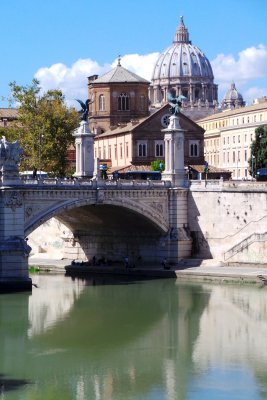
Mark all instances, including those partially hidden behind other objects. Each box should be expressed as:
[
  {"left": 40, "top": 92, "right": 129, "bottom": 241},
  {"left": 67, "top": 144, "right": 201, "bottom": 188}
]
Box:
[{"left": 93, "top": 103, "right": 205, "bottom": 171}]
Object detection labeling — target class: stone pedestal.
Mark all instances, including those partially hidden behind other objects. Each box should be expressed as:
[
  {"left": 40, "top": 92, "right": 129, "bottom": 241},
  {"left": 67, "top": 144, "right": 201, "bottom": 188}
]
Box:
[
  {"left": 161, "top": 114, "right": 192, "bottom": 262},
  {"left": 73, "top": 121, "right": 94, "bottom": 178},
  {"left": 161, "top": 114, "right": 186, "bottom": 187}
]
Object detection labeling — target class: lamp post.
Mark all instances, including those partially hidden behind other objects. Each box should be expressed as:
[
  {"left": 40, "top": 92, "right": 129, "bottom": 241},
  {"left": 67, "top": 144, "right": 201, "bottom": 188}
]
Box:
[
  {"left": 251, "top": 154, "right": 255, "bottom": 180},
  {"left": 38, "top": 131, "right": 44, "bottom": 176}
]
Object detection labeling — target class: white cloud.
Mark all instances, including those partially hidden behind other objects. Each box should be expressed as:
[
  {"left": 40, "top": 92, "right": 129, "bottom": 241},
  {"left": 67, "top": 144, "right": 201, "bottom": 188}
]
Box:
[
  {"left": 112, "top": 53, "right": 160, "bottom": 81},
  {"left": 34, "top": 46, "right": 267, "bottom": 108},
  {"left": 211, "top": 44, "right": 267, "bottom": 82},
  {"left": 244, "top": 86, "right": 267, "bottom": 104},
  {"left": 34, "top": 53, "right": 159, "bottom": 107},
  {"left": 35, "top": 59, "right": 111, "bottom": 107}
]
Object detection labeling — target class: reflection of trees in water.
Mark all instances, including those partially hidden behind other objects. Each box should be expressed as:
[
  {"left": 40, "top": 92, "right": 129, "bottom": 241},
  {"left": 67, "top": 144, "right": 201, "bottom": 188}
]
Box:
[
  {"left": 193, "top": 285, "right": 267, "bottom": 398},
  {"left": 0, "top": 277, "right": 209, "bottom": 399},
  {"left": 2, "top": 280, "right": 266, "bottom": 399},
  {"left": 31, "top": 279, "right": 209, "bottom": 400}
]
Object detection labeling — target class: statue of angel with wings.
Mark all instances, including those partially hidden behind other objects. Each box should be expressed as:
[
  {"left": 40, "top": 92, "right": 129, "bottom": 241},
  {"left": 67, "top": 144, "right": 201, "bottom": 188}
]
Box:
[
  {"left": 76, "top": 99, "right": 91, "bottom": 121},
  {"left": 167, "top": 93, "right": 187, "bottom": 115}
]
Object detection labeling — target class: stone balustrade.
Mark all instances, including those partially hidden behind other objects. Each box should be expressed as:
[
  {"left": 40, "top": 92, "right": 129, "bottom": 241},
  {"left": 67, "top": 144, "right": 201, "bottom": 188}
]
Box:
[{"left": 20, "top": 177, "right": 172, "bottom": 189}]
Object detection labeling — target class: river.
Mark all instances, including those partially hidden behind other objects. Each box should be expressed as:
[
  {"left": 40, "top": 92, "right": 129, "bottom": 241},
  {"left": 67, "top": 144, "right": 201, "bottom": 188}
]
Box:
[{"left": 0, "top": 274, "right": 267, "bottom": 399}]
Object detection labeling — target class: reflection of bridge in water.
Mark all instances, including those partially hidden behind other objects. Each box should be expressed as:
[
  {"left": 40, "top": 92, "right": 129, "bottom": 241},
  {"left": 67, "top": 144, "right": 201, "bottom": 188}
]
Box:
[
  {"left": 1, "top": 277, "right": 267, "bottom": 398},
  {"left": 0, "top": 276, "right": 208, "bottom": 399}
]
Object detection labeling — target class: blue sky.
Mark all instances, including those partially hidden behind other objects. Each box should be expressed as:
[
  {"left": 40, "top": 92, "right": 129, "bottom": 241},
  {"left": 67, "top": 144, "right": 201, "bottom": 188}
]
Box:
[{"left": 1, "top": 0, "right": 267, "bottom": 107}]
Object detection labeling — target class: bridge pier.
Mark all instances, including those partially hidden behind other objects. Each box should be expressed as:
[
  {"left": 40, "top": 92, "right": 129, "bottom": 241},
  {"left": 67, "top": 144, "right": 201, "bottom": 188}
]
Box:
[
  {"left": 161, "top": 188, "right": 192, "bottom": 264},
  {"left": 0, "top": 189, "right": 32, "bottom": 292},
  {"left": 0, "top": 138, "right": 32, "bottom": 292}
]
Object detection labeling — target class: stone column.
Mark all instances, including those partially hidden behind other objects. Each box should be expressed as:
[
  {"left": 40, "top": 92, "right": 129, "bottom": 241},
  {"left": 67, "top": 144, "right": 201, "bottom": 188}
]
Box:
[
  {"left": 160, "top": 114, "right": 192, "bottom": 263},
  {"left": 73, "top": 121, "right": 94, "bottom": 178},
  {"left": 161, "top": 114, "right": 186, "bottom": 187}
]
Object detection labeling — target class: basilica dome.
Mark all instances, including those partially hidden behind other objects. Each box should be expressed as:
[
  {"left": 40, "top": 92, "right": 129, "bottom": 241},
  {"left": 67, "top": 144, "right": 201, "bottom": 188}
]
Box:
[
  {"left": 222, "top": 82, "right": 245, "bottom": 109},
  {"left": 152, "top": 17, "right": 214, "bottom": 82},
  {"left": 150, "top": 17, "right": 218, "bottom": 119}
]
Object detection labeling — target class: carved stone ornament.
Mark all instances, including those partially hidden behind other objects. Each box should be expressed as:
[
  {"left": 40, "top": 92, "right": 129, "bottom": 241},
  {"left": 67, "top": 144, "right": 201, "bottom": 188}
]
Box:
[
  {"left": 0, "top": 136, "right": 23, "bottom": 169},
  {"left": 150, "top": 202, "right": 163, "bottom": 214},
  {"left": 25, "top": 206, "right": 33, "bottom": 219},
  {"left": 4, "top": 191, "right": 23, "bottom": 210}
]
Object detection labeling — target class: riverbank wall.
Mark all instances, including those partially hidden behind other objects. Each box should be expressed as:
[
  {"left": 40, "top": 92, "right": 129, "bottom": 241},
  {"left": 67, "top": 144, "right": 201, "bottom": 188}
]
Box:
[{"left": 188, "top": 181, "right": 267, "bottom": 265}]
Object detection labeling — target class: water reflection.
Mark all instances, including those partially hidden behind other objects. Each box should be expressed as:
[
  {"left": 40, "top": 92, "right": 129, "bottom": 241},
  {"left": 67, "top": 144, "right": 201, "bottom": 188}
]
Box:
[
  {"left": 192, "top": 284, "right": 267, "bottom": 399},
  {"left": 28, "top": 274, "right": 86, "bottom": 337},
  {"left": 0, "top": 276, "right": 267, "bottom": 399}
]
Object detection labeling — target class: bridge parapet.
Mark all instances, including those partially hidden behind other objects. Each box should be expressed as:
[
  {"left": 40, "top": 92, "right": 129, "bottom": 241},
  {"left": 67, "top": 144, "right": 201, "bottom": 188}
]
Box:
[
  {"left": 189, "top": 180, "right": 267, "bottom": 192},
  {"left": 21, "top": 177, "right": 172, "bottom": 189}
]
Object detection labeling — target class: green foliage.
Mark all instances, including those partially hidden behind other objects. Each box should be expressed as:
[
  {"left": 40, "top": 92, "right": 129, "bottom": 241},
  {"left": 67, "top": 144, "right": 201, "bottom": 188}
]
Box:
[
  {"left": 28, "top": 265, "right": 40, "bottom": 273},
  {"left": 7, "top": 79, "right": 80, "bottom": 177},
  {"left": 151, "top": 160, "right": 165, "bottom": 171},
  {"left": 249, "top": 125, "right": 267, "bottom": 176}
]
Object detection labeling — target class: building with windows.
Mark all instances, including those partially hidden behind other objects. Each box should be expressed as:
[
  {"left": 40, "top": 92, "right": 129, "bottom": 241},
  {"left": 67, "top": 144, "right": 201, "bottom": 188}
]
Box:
[
  {"left": 88, "top": 58, "right": 205, "bottom": 172},
  {"left": 149, "top": 16, "right": 218, "bottom": 121},
  {"left": 197, "top": 97, "right": 267, "bottom": 179},
  {"left": 88, "top": 58, "right": 150, "bottom": 134},
  {"left": 93, "top": 102, "right": 204, "bottom": 172}
]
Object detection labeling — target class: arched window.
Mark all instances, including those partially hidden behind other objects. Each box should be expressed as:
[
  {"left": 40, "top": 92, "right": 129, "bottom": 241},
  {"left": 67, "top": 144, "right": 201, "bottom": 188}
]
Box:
[
  {"left": 99, "top": 94, "right": 105, "bottom": 111},
  {"left": 137, "top": 141, "right": 147, "bottom": 157},
  {"left": 155, "top": 141, "right": 164, "bottom": 157},
  {"left": 118, "top": 93, "right": 130, "bottom": 111},
  {"left": 189, "top": 140, "right": 199, "bottom": 157}
]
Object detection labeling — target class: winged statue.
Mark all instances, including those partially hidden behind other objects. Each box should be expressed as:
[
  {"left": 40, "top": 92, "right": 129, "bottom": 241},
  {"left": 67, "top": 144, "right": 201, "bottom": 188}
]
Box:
[
  {"left": 167, "top": 93, "right": 187, "bottom": 115},
  {"left": 76, "top": 99, "right": 91, "bottom": 121}
]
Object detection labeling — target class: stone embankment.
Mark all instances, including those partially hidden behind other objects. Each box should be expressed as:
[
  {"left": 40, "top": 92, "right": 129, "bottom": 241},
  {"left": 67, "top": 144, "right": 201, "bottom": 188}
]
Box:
[{"left": 29, "top": 255, "right": 267, "bottom": 285}]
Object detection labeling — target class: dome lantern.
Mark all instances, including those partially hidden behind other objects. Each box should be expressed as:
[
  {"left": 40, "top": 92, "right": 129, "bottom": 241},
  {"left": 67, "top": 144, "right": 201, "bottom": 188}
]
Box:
[{"left": 174, "top": 16, "right": 191, "bottom": 44}]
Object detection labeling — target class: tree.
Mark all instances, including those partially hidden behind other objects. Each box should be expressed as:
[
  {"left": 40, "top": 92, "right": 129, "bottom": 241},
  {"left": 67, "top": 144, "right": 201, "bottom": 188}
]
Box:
[
  {"left": 6, "top": 79, "right": 80, "bottom": 176},
  {"left": 249, "top": 125, "right": 267, "bottom": 177},
  {"left": 151, "top": 160, "right": 165, "bottom": 172}
]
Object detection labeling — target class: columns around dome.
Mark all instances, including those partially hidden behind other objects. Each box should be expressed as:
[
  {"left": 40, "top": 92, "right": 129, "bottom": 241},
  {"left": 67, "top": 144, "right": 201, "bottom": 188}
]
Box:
[{"left": 150, "top": 81, "right": 218, "bottom": 111}]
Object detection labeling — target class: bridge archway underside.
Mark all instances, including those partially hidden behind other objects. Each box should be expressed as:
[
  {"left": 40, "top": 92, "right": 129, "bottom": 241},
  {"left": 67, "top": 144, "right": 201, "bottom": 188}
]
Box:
[
  {"left": 24, "top": 187, "right": 170, "bottom": 235},
  {"left": 23, "top": 187, "right": 170, "bottom": 265}
]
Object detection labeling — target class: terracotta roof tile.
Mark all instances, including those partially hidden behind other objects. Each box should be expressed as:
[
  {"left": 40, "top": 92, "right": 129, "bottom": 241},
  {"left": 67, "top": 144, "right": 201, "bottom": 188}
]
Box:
[{"left": 0, "top": 108, "right": 18, "bottom": 119}]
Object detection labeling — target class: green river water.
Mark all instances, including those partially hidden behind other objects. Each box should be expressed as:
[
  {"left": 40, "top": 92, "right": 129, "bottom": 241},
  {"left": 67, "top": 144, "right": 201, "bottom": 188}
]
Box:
[{"left": 0, "top": 274, "right": 267, "bottom": 400}]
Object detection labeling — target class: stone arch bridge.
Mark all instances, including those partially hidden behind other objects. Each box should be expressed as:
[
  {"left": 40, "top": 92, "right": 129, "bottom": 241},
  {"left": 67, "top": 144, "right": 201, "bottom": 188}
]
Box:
[{"left": 0, "top": 179, "right": 192, "bottom": 292}]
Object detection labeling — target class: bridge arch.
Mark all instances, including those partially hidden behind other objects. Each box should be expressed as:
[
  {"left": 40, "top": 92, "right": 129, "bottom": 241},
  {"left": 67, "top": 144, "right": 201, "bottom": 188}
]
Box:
[
  {"left": 25, "top": 196, "right": 169, "bottom": 236},
  {"left": 25, "top": 193, "right": 170, "bottom": 265}
]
